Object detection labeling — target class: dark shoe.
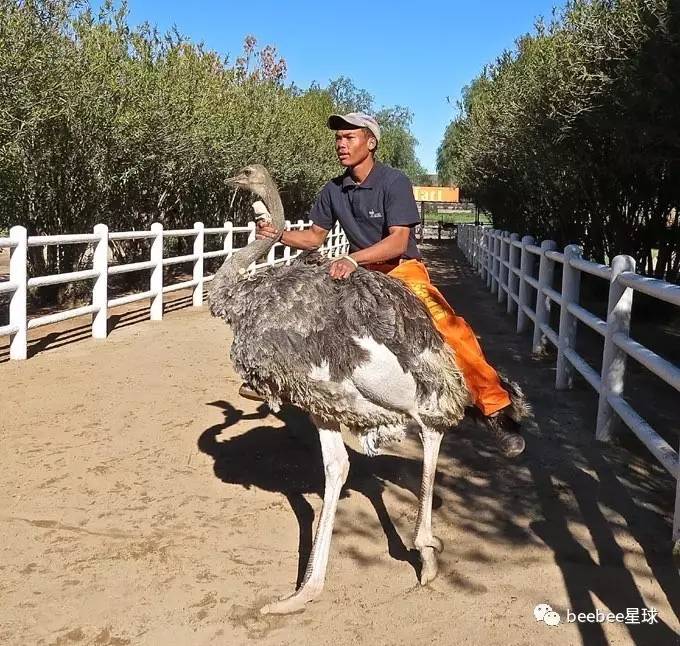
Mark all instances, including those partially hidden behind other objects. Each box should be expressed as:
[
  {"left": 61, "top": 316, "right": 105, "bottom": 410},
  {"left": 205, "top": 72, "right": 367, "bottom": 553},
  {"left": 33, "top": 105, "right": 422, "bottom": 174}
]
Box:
[
  {"left": 486, "top": 410, "right": 526, "bottom": 458},
  {"left": 239, "top": 382, "right": 266, "bottom": 401},
  {"left": 497, "top": 374, "right": 532, "bottom": 423}
]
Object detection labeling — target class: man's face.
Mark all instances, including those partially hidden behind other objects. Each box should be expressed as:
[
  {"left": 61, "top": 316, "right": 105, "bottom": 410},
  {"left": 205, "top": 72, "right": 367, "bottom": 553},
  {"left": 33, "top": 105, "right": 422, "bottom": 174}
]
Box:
[{"left": 334, "top": 128, "right": 372, "bottom": 167}]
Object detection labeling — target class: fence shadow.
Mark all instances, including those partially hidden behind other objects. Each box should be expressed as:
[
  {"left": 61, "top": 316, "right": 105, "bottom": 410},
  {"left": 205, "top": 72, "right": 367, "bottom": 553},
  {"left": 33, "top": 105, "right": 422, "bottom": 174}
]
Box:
[{"left": 0, "top": 292, "right": 197, "bottom": 362}]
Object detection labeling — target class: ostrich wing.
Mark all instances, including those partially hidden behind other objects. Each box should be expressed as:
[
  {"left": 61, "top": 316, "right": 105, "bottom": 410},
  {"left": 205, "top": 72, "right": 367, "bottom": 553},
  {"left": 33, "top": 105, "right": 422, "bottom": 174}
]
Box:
[
  {"left": 227, "top": 263, "right": 442, "bottom": 384},
  {"left": 224, "top": 261, "right": 470, "bottom": 432},
  {"left": 290, "top": 249, "right": 328, "bottom": 266}
]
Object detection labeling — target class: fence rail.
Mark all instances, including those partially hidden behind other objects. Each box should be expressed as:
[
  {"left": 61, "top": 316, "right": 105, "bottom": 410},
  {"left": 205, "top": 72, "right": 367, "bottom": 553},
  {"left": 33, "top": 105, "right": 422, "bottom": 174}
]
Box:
[
  {"left": 1, "top": 218, "right": 348, "bottom": 360},
  {"left": 458, "top": 224, "right": 680, "bottom": 546}
]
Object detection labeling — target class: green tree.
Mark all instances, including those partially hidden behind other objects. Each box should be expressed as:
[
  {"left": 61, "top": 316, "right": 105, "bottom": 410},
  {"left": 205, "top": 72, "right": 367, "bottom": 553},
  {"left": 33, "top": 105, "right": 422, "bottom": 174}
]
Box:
[{"left": 437, "top": 0, "right": 680, "bottom": 281}]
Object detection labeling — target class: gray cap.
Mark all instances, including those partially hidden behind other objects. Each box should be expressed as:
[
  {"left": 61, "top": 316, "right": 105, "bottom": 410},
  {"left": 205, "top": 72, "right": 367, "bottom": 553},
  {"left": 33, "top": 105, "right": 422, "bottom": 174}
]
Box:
[{"left": 327, "top": 112, "right": 381, "bottom": 141}]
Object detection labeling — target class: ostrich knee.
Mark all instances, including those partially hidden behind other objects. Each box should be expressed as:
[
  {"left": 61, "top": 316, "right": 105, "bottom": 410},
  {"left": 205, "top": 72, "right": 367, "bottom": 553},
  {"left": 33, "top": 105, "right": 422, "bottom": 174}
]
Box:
[{"left": 324, "top": 450, "right": 349, "bottom": 486}]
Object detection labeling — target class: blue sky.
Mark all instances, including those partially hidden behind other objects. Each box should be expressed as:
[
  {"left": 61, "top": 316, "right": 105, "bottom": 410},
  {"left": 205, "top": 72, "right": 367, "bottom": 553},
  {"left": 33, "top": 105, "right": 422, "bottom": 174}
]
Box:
[{"left": 115, "top": 0, "right": 564, "bottom": 173}]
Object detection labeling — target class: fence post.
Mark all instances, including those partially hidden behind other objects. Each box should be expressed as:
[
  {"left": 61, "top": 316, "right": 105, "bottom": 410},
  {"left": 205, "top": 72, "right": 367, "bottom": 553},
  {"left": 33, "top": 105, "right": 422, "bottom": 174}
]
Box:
[
  {"left": 555, "top": 244, "right": 582, "bottom": 389},
  {"left": 498, "top": 232, "right": 509, "bottom": 304},
  {"left": 223, "top": 221, "right": 233, "bottom": 259},
  {"left": 267, "top": 238, "right": 276, "bottom": 266},
  {"left": 296, "top": 219, "right": 306, "bottom": 260},
  {"left": 150, "top": 222, "right": 163, "bottom": 321},
  {"left": 491, "top": 231, "right": 501, "bottom": 294},
  {"left": 495, "top": 231, "right": 502, "bottom": 294},
  {"left": 283, "top": 220, "right": 291, "bottom": 265},
  {"left": 476, "top": 226, "right": 483, "bottom": 274},
  {"left": 192, "top": 221, "right": 204, "bottom": 307},
  {"left": 488, "top": 230, "right": 495, "bottom": 291},
  {"left": 9, "top": 225, "right": 27, "bottom": 360},
  {"left": 486, "top": 229, "right": 494, "bottom": 288},
  {"left": 532, "top": 239, "right": 557, "bottom": 353},
  {"left": 517, "top": 235, "right": 535, "bottom": 333},
  {"left": 340, "top": 221, "right": 349, "bottom": 254},
  {"left": 595, "top": 254, "right": 636, "bottom": 441},
  {"left": 486, "top": 228, "right": 492, "bottom": 278},
  {"left": 480, "top": 228, "right": 488, "bottom": 280},
  {"left": 246, "top": 221, "right": 256, "bottom": 271},
  {"left": 489, "top": 230, "right": 495, "bottom": 291},
  {"left": 92, "top": 223, "right": 108, "bottom": 339},
  {"left": 507, "top": 233, "right": 520, "bottom": 315}
]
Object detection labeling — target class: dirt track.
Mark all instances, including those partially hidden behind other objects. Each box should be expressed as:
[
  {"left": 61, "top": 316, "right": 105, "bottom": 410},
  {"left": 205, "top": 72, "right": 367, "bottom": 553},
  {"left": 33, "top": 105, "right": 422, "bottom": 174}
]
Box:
[{"left": 1, "top": 243, "right": 678, "bottom": 645}]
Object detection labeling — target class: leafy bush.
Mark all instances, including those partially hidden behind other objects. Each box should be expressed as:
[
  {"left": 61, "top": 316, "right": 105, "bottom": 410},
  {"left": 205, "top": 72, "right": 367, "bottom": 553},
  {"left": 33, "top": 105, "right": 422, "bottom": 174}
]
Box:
[{"left": 437, "top": 0, "right": 680, "bottom": 282}]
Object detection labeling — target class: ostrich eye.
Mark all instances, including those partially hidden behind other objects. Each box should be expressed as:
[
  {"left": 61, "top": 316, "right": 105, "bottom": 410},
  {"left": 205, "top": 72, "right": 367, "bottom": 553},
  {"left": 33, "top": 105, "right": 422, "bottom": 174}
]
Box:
[{"left": 244, "top": 168, "right": 252, "bottom": 175}]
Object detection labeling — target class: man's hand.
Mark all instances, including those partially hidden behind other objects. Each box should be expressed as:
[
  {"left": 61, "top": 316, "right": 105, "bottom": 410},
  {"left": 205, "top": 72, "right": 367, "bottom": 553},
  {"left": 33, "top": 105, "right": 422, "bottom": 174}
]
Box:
[
  {"left": 255, "top": 219, "right": 281, "bottom": 241},
  {"left": 329, "top": 257, "right": 357, "bottom": 280}
]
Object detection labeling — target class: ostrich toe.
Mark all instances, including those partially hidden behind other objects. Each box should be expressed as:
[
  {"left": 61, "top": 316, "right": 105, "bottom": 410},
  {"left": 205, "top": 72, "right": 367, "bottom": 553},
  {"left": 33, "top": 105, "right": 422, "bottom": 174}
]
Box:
[
  {"left": 260, "top": 586, "right": 322, "bottom": 615},
  {"left": 419, "top": 546, "right": 439, "bottom": 585}
]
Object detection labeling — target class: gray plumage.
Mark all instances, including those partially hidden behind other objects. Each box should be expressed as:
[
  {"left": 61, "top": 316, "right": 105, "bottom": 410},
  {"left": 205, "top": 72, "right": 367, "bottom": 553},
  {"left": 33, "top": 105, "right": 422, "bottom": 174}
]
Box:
[{"left": 216, "top": 257, "right": 469, "bottom": 431}]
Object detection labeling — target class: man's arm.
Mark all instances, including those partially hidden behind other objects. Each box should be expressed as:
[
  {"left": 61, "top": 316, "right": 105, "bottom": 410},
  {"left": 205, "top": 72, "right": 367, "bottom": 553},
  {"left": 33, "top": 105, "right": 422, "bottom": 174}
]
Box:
[
  {"left": 257, "top": 181, "right": 333, "bottom": 248},
  {"left": 349, "top": 226, "right": 410, "bottom": 265},
  {"left": 257, "top": 222, "right": 329, "bottom": 249},
  {"left": 282, "top": 224, "right": 329, "bottom": 249}
]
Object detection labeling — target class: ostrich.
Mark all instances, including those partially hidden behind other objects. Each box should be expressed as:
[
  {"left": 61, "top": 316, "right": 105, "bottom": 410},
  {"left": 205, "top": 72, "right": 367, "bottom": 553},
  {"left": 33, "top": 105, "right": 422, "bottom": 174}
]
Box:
[{"left": 208, "top": 164, "right": 522, "bottom": 614}]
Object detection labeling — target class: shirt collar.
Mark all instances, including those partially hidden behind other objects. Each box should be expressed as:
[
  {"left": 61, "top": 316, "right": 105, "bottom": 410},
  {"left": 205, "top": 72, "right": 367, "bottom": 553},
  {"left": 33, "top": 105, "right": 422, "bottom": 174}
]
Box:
[{"left": 342, "top": 161, "right": 382, "bottom": 190}]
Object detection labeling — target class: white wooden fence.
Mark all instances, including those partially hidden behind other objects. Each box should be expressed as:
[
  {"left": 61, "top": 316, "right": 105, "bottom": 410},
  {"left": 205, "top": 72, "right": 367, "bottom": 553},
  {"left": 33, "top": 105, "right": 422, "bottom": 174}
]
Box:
[
  {"left": 0, "top": 219, "right": 348, "bottom": 360},
  {"left": 458, "top": 224, "right": 680, "bottom": 545}
]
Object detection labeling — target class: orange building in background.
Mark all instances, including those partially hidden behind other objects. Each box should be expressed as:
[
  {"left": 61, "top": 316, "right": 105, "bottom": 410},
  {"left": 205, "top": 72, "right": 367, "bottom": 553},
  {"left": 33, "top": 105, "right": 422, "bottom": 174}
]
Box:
[{"left": 412, "top": 186, "right": 460, "bottom": 203}]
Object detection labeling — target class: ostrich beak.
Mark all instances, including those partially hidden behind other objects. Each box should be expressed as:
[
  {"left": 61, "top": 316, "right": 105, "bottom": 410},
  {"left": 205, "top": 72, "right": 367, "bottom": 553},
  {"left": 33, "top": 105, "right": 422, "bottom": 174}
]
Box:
[{"left": 225, "top": 175, "right": 244, "bottom": 188}]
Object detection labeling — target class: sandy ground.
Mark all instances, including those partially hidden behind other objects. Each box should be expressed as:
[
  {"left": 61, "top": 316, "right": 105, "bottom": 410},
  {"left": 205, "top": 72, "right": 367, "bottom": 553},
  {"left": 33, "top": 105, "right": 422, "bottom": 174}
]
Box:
[{"left": 1, "top": 243, "right": 679, "bottom": 646}]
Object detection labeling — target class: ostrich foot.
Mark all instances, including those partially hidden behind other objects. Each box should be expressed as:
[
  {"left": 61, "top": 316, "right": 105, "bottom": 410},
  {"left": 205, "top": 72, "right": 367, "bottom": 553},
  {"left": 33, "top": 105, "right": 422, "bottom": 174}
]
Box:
[
  {"left": 260, "top": 584, "right": 322, "bottom": 615},
  {"left": 419, "top": 546, "right": 439, "bottom": 585},
  {"left": 416, "top": 535, "right": 443, "bottom": 586}
]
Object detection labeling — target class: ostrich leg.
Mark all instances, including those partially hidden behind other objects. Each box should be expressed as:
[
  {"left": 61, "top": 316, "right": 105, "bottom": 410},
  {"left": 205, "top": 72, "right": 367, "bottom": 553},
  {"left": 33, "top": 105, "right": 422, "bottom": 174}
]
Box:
[
  {"left": 261, "top": 419, "right": 348, "bottom": 614},
  {"left": 413, "top": 427, "right": 444, "bottom": 585}
]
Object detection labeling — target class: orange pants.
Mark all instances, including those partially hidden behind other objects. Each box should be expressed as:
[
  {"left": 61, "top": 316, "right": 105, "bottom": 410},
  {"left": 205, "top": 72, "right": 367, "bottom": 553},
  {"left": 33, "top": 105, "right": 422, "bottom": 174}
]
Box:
[{"left": 384, "top": 259, "right": 511, "bottom": 416}]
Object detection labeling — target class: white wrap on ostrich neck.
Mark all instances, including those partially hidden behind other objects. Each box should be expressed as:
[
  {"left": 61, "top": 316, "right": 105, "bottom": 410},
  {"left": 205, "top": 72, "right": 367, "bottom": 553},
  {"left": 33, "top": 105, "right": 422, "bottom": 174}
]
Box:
[
  {"left": 252, "top": 200, "right": 283, "bottom": 242},
  {"left": 252, "top": 200, "right": 271, "bottom": 222}
]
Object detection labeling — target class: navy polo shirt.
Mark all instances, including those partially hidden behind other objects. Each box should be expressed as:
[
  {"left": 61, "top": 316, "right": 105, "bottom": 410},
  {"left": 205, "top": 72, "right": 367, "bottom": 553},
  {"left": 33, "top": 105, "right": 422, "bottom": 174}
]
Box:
[{"left": 309, "top": 162, "right": 422, "bottom": 260}]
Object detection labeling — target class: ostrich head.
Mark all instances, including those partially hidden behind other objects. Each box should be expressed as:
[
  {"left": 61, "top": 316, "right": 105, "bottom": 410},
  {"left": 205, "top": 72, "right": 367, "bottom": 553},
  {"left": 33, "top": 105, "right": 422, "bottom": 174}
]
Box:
[
  {"left": 226, "top": 164, "right": 285, "bottom": 232},
  {"left": 208, "top": 164, "right": 286, "bottom": 318}
]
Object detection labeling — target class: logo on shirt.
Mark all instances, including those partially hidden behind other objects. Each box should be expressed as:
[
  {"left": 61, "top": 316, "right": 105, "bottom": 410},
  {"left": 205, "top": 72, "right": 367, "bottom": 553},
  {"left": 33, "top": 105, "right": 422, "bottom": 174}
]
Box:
[{"left": 368, "top": 210, "right": 383, "bottom": 218}]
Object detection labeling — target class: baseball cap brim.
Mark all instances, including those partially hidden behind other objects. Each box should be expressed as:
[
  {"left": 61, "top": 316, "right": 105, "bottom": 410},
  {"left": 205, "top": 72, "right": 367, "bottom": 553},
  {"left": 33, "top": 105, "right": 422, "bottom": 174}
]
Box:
[
  {"left": 328, "top": 114, "right": 364, "bottom": 130},
  {"left": 327, "top": 113, "right": 381, "bottom": 141}
]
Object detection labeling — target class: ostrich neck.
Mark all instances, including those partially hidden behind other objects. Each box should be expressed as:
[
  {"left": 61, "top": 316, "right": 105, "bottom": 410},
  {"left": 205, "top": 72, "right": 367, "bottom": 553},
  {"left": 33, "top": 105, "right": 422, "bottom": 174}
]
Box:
[
  {"left": 262, "top": 182, "right": 285, "bottom": 231},
  {"left": 209, "top": 180, "right": 286, "bottom": 299},
  {"left": 231, "top": 181, "right": 286, "bottom": 270}
]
